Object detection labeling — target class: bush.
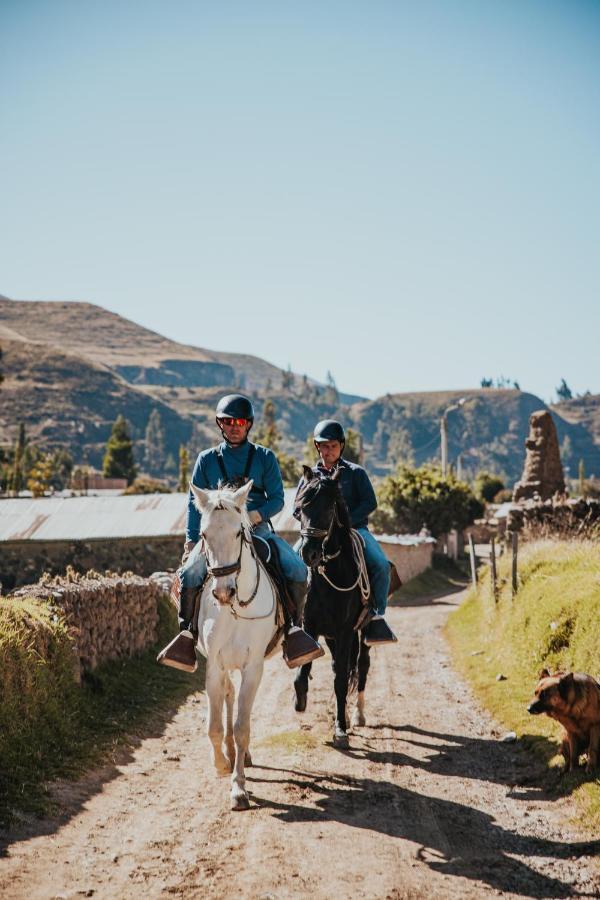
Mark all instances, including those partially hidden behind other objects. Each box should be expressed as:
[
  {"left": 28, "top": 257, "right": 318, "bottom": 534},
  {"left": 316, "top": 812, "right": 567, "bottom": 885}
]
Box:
[
  {"left": 372, "top": 464, "right": 483, "bottom": 537},
  {"left": 474, "top": 470, "right": 505, "bottom": 503},
  {"left": 124, "top": 476, "right": 172, "bottom": 494}
]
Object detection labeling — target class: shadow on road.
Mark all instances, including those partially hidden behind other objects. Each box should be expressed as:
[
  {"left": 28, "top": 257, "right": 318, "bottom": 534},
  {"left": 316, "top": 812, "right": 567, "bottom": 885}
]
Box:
[{"left": 247, "top": 761, "right": 600, "bottom": 899}]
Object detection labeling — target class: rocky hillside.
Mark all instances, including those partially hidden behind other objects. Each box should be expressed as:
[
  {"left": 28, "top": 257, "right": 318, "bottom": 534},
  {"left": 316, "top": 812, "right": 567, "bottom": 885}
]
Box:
[{"left": 1, "top": 295, "right": 598, "bottom": 484}]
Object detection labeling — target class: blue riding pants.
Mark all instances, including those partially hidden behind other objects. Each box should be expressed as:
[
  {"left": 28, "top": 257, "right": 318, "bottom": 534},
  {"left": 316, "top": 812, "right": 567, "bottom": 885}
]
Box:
[
  {"left": 180, "top": 523, "right": 307, "bottom": 593},
  {"left": 294, "top": 528, "right": 390, "bottom": 615},
  {"left": 357, "top": 528, "right": 390, "bottom": 616}
]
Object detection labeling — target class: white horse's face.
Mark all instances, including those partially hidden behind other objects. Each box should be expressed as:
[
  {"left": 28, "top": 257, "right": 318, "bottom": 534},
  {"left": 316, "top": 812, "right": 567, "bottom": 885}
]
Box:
[{"left": 191, "top": 481, "right": 253, "bottom": 605}]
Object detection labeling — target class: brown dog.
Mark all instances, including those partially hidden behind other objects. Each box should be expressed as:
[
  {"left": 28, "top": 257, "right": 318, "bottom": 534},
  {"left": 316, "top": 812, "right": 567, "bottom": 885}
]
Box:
[{"left": 527, "top": 669, "right": 600, "bottom": 774}]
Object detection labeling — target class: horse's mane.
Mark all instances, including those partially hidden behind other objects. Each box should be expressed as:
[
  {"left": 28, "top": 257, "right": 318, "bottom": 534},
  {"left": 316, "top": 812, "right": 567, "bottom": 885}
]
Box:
[
  {"left": 296, "top": 471, "right": 351, "bottom": 531},
  {"left": 194, "top": 486, "right": 252, "bottom": 530}
]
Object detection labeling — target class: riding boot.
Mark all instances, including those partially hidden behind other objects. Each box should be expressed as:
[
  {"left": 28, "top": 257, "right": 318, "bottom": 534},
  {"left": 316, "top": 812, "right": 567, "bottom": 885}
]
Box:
[{"left": 283, "top": 581, "right": 324, "bottom": 669}]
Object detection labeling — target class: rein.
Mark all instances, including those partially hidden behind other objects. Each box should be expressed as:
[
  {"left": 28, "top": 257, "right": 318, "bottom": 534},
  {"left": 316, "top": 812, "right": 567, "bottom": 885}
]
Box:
[
  {"left": 300, "top": 491, "right": 368, "bottom": 599},
  {"left": 201, "top": 527, "right": 261, "bottom": 609}
]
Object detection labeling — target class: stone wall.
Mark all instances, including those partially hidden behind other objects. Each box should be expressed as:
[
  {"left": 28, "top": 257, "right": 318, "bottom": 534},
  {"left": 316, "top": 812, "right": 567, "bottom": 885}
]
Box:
[
  {"left": 0, "top": 536, "right": 182, "bottom": 591},
  {"left": 376, "top": 539, "right": 434, "bottom": 584},
  {"left": 10, "top": 572, "right": 164, "bottom": 678}
]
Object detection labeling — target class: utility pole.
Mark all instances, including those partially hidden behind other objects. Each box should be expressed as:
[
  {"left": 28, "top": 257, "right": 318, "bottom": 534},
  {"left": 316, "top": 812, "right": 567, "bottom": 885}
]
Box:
[{"left": 441, "top": 397, "right": 466, "bottom": 478}]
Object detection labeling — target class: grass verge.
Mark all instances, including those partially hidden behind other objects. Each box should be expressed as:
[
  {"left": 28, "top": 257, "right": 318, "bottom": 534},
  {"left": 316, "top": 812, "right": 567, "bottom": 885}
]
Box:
[
  {"left": 445, "top": 539, "right": 600, "bottom": 833},
  {"left": 0, "top": 594, "right": 204, "bottom": 828},
  {"left": 389, "top": 554, "right": 468, "bottom": 605}
]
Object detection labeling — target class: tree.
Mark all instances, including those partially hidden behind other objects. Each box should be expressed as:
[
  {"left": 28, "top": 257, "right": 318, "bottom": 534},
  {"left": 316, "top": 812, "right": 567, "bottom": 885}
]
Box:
[
  {"left": 254, "top": 399, "right": 279, "bottom": 450},
  {"left": 343, "top": 428, "right": 363, "bottom": 464},
  {"left": 556, "top": 378, "right": 573, "bottom": 402},
  {"left": 178, "top": 445, "right": 190, "bottom": 492},
  {"left": 480, "top": 377, "right": 493, "bottom": 388},
  {"left": 474, "top": 470, "right": 505, "bottom": 503},
  {"left": 0, "top": 344, "right": 4, "bottom": 387},
  {"left": 103, "top": 415, "right": 137, "bottom": 484},
  {"left": 144, "top": 409, "right": 166, "bottom": 475},
  {"left": 324, "top": 370, "right": 339, "bottom": 405},
  {"left": 372, "top": 464, "right": 484, "bottom": 537},
  {"left": 27, "top": 454, "right": 54, "bottom": 497},
  {"left": 281, "top": 364, "right": 294, "bottom": 392},
  {"left": 579, "top": 459, "right": 586, "bottom": 498},
  {"left": 49, "top": 448, "right": 74, "bottom": 490},
  {"left": 11, "top": 422, "right": 27, "bottom": 494}
]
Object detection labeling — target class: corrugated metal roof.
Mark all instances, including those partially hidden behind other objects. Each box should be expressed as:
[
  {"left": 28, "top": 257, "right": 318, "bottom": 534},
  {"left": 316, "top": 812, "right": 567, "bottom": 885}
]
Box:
[
  {"left": 0, "top": 494, "right": 189, "bottom": 541},
  {"left": 0, "top": 488, "right": 432, "bottom": 545}
]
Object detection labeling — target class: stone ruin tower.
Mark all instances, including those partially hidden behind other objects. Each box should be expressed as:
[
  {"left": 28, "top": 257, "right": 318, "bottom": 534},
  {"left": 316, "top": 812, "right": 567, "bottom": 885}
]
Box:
[{"left": 513, "top": 410, "right": 566, "bottom": 502}]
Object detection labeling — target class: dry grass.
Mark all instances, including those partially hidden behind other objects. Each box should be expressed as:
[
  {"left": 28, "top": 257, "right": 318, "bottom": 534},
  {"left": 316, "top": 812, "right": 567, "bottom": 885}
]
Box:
[{"left": 445, "top": 539, "right": 600, "bottom": 833}]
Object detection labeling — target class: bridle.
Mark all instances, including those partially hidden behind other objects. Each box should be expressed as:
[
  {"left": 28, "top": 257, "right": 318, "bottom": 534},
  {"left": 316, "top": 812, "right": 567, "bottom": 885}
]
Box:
[
  {"left": 200, "top": 516, "right": 261, "bottom": 610},
  {"left": 299, "top": 482, "right": 370, "bottom": 599}
]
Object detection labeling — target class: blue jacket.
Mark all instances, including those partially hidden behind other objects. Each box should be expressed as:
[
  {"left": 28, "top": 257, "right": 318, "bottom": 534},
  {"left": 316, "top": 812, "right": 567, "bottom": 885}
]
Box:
[
  {"left": 295, "top": 457, "right": 377, "bottom": 530},
  {"left": 186, "top": 441, "right": 284, "bottom": 542}
]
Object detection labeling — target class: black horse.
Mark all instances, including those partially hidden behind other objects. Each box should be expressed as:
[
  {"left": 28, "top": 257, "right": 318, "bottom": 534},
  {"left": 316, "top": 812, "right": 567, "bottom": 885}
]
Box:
[{"left": 294, "top": 465, "right": 372, "bottom": 748}]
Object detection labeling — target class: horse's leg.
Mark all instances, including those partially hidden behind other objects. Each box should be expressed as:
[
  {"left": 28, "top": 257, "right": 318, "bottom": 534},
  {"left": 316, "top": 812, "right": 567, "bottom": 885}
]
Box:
[
  {"left": 332, "top": 637, "right": 352, "bottom": 749},
  {"left": 206, "top": 664, "right": 231, "bottom": 776},
  {"left": 352, "top": 636, "right": 371, "bottom": 727},
  {"left": 231, "top": 660, "right": 263, "bottom": 811},
  {"left": 294, "top": 661, "right": 312, "bottom": 712},
  {"left": 224, "top": 672, "right": 236, "bottom": 770},
  {"left": 294, "top": 617, "right": 318, "bottom": 712}
]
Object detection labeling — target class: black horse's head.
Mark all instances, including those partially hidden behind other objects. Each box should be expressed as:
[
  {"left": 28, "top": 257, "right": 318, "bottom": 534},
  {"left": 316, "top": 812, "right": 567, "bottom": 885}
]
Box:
[{"left": 296, "top": 465, "right": 350, "bottom": 569}]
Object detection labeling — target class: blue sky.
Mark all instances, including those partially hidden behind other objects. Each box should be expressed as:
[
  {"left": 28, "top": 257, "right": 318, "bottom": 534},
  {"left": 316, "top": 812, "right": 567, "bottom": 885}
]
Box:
[{"left": 1, "top": 0, "right": 599, "bottom": 403}]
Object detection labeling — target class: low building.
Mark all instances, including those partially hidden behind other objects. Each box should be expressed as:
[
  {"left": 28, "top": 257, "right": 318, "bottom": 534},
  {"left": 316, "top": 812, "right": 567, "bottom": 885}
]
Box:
[{"left": 0, "top": 489, "right": 435, "bottom": 591}]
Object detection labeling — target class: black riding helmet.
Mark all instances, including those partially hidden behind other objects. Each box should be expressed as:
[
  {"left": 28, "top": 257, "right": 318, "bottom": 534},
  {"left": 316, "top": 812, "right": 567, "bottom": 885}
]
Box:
[
  {"left": 313, "top": 419, "right": 345, "bottom": 444},
  {"left": 215, "top": 394, "right": 255, "bottom": 422}
]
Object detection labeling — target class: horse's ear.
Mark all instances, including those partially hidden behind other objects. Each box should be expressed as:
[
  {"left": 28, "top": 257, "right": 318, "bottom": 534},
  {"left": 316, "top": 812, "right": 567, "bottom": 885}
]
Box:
[
  {"left": 232, "top": 479, "right": 253, "bottom": 508},
  {"left": 302, "top": 465, "right": 316, "bottom": 481},
  {"left": 190, "top": 482, "right": 210, "bottom": 512},
  {"left": 331, "top": 466, "right": 341, "bottom": 481}
]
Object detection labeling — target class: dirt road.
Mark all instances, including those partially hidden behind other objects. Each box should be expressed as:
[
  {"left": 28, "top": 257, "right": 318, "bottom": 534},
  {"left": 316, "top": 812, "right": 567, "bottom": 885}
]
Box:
[{"left": 2, "top": 588, "right": 599, "bottom": 899}]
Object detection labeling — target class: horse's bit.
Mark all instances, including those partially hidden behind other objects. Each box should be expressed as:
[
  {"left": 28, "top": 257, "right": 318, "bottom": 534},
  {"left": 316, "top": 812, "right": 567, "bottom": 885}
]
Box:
[{"left": 200, "top": 527, "right": 261, "bottom": 610}]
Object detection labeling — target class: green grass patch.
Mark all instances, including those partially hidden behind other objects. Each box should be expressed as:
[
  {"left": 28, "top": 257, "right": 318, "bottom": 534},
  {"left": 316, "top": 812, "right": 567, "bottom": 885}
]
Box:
[
  {"left": 390, "top": 555, "right": 468, "bottom": 604},
  {"left": 445, "top": 539, "right": 600, "bottom": 833},
  {"left": 0, "top": 594, "right": 204, "bottom": 828},
  {"left": 259, "top": 729, "right": 319, "bottom": 752}
]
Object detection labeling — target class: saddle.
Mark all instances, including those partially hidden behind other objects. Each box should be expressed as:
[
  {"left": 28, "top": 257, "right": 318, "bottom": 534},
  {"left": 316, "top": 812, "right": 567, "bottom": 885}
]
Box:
[{"left": 347, "top": 530, "right": 402, "bottom": 632}]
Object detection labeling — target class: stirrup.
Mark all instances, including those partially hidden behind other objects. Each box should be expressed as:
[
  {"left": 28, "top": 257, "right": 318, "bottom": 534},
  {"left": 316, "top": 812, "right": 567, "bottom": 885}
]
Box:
[
  {"left": 156, "top": 630, "right": 198, "bottom": 673},
  {"left": 362, "top": 615, "right": 398, "bottom": 647},
  {"left": 283, "top": 626, "right": 325, "bottom": 669}
]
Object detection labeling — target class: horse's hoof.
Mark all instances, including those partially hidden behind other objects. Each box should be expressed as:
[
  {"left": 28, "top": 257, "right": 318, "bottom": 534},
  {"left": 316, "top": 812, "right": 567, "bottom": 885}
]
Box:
[
  {"left": 215, "top": 761, "right": 233, "bottom": 777},
  {"left": 333, "top": 731, "right": 349, "bottom": 749},
  {"left": 244, "top": 751, "right": 253, "bottom": 766},
  {"left": 231, "top": 792, "right": 250, "bottom": 811},
  {"left": 352, "top": 710, "right": 366, "bottom": 727},
  {"left": 294, "top": 682, "right": 308, "bottom": 713}
]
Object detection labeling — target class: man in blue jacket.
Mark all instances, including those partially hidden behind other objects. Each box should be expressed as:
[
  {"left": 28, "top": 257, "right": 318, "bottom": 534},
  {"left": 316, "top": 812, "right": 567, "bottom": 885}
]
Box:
[
  {"left": 297, "top": 419, "right": 397, "bottom": 645},
  {"left": 158, "top": 394, "right": 323, "bottom": 672}
]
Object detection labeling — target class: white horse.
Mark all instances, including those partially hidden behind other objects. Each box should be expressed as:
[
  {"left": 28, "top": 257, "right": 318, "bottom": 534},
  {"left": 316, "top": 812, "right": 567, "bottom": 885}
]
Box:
[{"left": 191, "top": 480, "right": 280, "bottom": 811}]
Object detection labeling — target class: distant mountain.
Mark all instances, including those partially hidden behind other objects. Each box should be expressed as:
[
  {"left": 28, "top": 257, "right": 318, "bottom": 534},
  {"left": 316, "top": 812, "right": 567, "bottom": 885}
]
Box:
[
  {"left": 347, "top": 389, "right": 600, "bottom": 482},
  {"left": 1, "top": 295, "right": 598, "bottom": 484}
]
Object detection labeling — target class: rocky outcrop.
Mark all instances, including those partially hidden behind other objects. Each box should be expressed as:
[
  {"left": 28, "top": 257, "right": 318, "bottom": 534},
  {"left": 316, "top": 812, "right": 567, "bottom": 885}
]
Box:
[{"left": 513, "top": 410, "right": 566, "bottom": 502}]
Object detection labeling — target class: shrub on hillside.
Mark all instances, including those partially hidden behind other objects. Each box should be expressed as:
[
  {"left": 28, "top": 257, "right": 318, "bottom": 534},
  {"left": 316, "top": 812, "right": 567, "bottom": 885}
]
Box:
[
  {"left": 474, "top": 470, "right": 505, "bottom": 503},
  {"left": 372, "top": 464, "right": 483, "bottom": 536}
]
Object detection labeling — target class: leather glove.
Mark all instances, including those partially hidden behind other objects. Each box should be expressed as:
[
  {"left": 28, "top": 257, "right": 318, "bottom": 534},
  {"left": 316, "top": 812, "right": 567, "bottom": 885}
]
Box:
[
  {"left": 181, "top": 540, "right": 197, "bottom": 565},
  {"left": 248, "top": 510, "right": 262, "bottom": 526}
]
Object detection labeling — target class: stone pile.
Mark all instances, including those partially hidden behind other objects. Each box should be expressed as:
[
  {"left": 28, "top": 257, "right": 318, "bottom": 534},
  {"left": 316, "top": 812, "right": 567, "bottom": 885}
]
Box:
[
  {"left": 11, "top": 570, "right": 163, "bottom": 678},
  {"left": 513, "top": 410, "right": 566, "bottom": 502},
  {"left": 507, "top": 497, "right": 600, "bottom": 537}
]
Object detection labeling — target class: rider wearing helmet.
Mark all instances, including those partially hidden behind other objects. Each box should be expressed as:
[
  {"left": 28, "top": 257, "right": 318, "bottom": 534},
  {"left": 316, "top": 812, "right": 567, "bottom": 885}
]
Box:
[
  {"left": 159, "top": 394, "right": 323, "bottom": 671},
  {"left": 297, "top": 419, "right": 397, "bottom": 646}
]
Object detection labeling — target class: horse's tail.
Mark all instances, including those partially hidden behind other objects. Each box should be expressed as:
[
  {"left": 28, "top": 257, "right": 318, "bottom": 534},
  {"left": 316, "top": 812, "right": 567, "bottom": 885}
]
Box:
[{"left": 348, "top": 631, "right": 360, "bottom": 695}]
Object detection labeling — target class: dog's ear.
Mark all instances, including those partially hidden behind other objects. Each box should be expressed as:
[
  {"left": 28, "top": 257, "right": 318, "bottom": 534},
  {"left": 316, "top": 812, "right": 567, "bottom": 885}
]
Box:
[
  {"left": 539, "top": 668, "right": 550, "bottom": 679},
  {"left": 558, "top": 672, "right": 574, "bottom": 701}
]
